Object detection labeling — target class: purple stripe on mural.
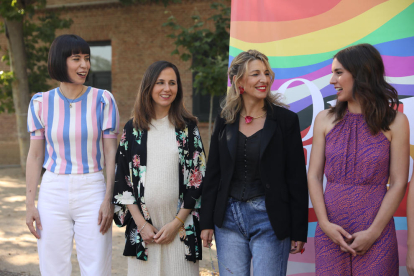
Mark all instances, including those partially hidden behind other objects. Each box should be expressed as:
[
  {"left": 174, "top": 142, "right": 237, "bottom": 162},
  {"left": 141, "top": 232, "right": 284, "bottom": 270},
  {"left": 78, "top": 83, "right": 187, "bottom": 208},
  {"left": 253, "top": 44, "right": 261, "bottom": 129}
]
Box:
[
  {"left": 383, "top": 55, "right": 414, "bottom": 77},
  {"left": 272, "top": 65, "right": 332, "bottom": 90}
]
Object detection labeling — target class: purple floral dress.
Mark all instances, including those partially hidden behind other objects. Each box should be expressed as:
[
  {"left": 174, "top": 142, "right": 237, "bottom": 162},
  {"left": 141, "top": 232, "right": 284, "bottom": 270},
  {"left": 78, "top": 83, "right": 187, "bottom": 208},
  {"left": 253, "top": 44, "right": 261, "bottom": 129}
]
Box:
[{"left": 315, "top": 111, "right": 398, "bottom": 275}]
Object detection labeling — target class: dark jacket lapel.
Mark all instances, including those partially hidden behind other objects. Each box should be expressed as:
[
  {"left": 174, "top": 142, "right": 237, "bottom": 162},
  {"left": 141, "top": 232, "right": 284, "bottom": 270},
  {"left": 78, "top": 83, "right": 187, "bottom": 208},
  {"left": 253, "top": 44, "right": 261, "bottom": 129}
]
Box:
[
  {"left": 226, "top": 115, "right": 239, "bottom": 161},
  {"left": 260, "top": 110, "right": 277, "bottom": 159}
]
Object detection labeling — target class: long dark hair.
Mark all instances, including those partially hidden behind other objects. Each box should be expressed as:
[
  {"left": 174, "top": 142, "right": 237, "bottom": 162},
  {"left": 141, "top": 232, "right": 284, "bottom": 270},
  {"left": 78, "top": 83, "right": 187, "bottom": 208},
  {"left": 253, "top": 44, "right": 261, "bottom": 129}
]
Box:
[
  {"left": 329, "top": 44, "right": 399, "bottom": 134},
  {"left": 132, "top": 61, "right": 197, "bottom": 131}
]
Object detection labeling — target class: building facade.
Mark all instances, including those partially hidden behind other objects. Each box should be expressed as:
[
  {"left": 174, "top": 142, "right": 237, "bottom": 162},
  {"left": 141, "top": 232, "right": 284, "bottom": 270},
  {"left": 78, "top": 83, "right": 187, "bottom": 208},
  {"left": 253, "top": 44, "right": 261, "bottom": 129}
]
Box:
[{"left": 0, "top": 0, "right": 220, "bottom": 164}]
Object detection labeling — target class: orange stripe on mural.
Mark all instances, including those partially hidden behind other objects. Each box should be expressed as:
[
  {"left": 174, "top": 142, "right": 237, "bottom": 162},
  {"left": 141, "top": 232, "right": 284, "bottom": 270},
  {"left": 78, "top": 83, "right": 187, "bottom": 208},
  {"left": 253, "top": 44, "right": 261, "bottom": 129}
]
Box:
[
  {"left": 230, "top": 0, "right": 387, "bottom": 43},
  {"left": 231, "top": 0, "right": 341, "bottom": 22}
]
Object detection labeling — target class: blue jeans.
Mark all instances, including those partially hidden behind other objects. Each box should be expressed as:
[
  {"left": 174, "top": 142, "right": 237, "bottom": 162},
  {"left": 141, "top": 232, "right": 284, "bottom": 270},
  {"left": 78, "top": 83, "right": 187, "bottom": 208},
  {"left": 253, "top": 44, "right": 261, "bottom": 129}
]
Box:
[{"left": 214, "top": 196, "right": 290, "bottom": 276}]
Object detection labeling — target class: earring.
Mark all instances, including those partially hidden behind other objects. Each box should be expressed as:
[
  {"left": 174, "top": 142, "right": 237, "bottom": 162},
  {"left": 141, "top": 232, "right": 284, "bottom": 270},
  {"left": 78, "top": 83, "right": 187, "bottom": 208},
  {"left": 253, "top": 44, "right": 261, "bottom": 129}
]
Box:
[{"left": 238, "top": 86, "right": 244, "bottom": 94}]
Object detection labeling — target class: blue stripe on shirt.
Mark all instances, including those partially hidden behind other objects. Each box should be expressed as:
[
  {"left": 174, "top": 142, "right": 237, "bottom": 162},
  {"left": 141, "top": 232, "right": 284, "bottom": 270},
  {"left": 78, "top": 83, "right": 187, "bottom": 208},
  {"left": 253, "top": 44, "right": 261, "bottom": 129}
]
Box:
[
  {"left": 63, "top": 101, "right": 72, "bottom": 174},
  {"left": 96, "top": 89, "right": 104, "bottom": 171}
]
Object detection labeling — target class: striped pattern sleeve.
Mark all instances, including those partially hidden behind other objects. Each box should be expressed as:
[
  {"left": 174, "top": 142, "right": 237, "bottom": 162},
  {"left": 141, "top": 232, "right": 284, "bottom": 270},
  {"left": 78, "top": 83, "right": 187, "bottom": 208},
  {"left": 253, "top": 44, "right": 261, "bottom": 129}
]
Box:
[
  {"left": 27, "top": 93, "right": 45, "bottom": 140},
  {"left": 101, "top": 90, "right": 120, "bottom": 139}
]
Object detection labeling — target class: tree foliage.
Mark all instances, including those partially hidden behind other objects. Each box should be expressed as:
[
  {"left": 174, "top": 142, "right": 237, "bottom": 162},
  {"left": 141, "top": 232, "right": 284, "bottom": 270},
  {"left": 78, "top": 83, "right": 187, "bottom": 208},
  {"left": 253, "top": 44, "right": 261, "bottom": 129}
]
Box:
[
  {"left": 163, "top": 2, "right": 230, "bottom": 98},
  {"left": 163, "top": 1, "right": 230, "bottom": 142},
  {"left": 0, "top": 0, "right": 72, "bottom": 113}
]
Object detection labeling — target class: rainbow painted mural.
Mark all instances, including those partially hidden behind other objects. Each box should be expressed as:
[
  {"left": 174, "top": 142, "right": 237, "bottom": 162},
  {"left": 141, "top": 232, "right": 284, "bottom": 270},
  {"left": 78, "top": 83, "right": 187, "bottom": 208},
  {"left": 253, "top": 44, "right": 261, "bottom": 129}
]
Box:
[{"left": 230, "top": 0, "right": 414, "bottom": 275}]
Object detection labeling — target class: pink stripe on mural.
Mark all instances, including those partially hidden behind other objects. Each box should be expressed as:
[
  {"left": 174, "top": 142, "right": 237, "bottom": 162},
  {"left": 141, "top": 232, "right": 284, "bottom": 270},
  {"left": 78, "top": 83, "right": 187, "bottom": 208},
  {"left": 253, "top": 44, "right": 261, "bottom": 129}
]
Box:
[
  {"left": 397, "top": 230, "right": 407, "bottom": 266},
  {"left": 75, "top": 103, "right": 84, "bottom": 174},
  {"left": 288, "top": 236, "right": 315, "bottom": 264},
  {"left": 91, "top": 88, "right": 99, "bottom": 170},
  {"left": 272, "top": 65, "right": 332, "bottom": 90},
  {"left": 383, "top": 55, "right": 414, "bottom": 77},
  {"left": 57, "top": 98, "right": 67, "bottom": 174}
]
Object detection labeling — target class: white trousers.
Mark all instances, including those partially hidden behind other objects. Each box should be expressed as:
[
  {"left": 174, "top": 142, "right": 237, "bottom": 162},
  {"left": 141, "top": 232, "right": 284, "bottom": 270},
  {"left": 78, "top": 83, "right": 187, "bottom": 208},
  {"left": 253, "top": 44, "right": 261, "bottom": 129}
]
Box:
[{"left": 37, "top": 170, "right": 112, "bottom": 276}]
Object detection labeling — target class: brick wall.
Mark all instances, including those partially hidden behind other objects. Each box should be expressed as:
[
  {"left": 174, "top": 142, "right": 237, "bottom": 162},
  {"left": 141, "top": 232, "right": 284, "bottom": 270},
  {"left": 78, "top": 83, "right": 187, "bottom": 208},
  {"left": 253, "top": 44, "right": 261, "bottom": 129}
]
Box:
[
  {"left": 0, "top": 0, "right": 219, "bottom": 164},
  {"left": 46, "top": 0, "right": 116, "bottom": 7}
]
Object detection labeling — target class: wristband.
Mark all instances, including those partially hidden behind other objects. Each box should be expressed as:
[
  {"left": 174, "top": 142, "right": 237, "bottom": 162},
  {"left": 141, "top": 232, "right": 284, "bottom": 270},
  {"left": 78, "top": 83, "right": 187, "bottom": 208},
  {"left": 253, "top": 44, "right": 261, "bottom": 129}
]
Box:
[
  {"left": 175, "top": 216, "right": 185, "bottom": 225},
  {"left": 138, "top": 222, "right": 148, "bottom": 233}
]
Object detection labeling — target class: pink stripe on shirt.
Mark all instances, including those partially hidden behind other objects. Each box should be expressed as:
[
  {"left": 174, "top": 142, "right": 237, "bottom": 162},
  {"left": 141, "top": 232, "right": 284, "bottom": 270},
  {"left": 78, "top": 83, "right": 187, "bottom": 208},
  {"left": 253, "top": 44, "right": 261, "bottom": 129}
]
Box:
[{"left": 75, "top": 103, "right": 84, "bottom": 174}]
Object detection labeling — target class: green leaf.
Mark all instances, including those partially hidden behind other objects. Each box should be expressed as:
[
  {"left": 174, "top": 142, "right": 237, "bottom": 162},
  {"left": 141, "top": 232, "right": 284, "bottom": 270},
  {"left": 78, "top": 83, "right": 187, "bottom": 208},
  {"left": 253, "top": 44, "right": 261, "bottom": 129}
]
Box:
[{"left": 0, "top": 1, "right": 73, "bottom": 114}]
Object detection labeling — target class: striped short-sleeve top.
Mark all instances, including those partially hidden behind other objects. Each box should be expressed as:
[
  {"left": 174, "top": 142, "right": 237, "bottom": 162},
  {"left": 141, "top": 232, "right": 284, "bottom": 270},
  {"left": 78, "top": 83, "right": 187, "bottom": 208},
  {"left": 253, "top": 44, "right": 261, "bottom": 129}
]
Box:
[{"left": 27, "top": 86, "right": 120, "bottom": 174}]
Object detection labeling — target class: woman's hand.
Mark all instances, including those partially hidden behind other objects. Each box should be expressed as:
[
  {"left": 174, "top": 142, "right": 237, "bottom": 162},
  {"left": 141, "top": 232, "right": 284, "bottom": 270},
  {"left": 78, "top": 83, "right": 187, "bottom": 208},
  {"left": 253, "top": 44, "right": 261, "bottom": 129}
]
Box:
[
  {"left": 349, "top": 229, "right": 380, "bottom": 256},
  {"left": 26, "top": 204, "right": 42, "bottom": 239},
  {"left": 98, "top": 199, "right": 114, "bottom": 234},
  {"left": 140, "top": 223, "right": 159, "bottom": 244},
  {"left": 407, "top": 247, "right": 414, "bottom": 276},
  {"left": 290, "top": 240, "right": 305, "bottom": 254},
  {"left": 320, "top": 222, "right": 356, "bottom": 256},
  {"left": 201, "top": 229, "right": 214, "bottom": 248},
  {"left": 153, "top": 219, "right": 182, "bottom": 245}
]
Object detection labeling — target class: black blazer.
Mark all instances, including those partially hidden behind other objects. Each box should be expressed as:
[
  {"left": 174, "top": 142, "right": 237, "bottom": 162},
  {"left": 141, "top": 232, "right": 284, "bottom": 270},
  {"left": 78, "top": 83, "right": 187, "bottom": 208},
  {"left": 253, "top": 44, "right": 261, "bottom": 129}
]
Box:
[{"left": 200, "top": 105, "right": 308, "bottom": 242}]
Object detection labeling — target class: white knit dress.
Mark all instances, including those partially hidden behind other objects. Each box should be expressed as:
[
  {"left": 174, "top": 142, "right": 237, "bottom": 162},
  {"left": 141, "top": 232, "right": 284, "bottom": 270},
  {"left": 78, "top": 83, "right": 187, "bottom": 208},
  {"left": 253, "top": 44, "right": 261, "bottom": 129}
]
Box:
[{"left": 127, "top": 116, "right": 199, "bottom": 276}]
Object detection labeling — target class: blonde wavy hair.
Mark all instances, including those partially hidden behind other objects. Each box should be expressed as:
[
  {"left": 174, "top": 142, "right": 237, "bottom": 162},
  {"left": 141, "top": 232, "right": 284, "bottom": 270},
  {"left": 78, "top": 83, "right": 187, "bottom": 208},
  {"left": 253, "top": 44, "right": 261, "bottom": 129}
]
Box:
[{"left": 221, "top": 49, "right": 287, "bottom": 123}]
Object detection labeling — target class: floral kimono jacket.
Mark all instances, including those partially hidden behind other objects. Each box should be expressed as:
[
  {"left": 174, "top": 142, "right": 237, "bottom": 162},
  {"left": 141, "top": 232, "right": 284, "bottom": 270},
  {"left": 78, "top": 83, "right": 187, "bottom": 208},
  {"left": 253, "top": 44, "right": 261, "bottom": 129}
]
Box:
[{"left": 112, "top": 119, "right": 206, "bottom": 262}]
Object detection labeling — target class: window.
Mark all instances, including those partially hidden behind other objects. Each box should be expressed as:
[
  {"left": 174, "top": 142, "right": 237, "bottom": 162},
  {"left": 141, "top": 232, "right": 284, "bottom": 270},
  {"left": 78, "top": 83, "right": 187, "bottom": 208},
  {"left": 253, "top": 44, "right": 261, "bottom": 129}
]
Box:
[
  {"left": 191, "top": 56, "right": 223, "bottom": 121},
  {"left": 85, "top": 41, "right": 112, "bottom": 91},
  {"left": 192, "top": 93, "right": 222, "bottom": 122}
]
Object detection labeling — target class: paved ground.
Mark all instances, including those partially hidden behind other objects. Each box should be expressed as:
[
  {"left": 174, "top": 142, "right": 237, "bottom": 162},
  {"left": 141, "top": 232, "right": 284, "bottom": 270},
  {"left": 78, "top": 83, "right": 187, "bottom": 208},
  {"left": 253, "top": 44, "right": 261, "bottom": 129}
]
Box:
[
  {"left": 0, "top": 271, "right": 29, "bottom": 276},
  {"left": 0, "top": 167, "right": 218, "bottom": 275}
]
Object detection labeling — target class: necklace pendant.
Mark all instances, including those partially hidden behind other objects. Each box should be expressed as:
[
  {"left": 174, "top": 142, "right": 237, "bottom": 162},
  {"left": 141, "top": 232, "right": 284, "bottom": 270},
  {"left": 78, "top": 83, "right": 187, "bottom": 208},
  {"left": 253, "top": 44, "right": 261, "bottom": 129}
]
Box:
[
  {"left": 245, "top": 116, "right": 253, "bottom": 124},
  {"left": 69, "top": 103, "right": 72, "bottom": 108}
]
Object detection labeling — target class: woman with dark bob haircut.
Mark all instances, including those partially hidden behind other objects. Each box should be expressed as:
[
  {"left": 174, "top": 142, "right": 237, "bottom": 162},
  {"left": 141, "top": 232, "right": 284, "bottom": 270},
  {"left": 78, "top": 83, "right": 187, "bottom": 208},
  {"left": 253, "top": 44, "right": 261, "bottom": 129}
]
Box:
[
  {"left": 26, "top": 34, "right": 119, "bottom": 275},
  {"left": 112, "top": 61, "right": 206, "bottom": 275},
  {"left": 308, "top": 43, "right": 409, "bottom": 275}
]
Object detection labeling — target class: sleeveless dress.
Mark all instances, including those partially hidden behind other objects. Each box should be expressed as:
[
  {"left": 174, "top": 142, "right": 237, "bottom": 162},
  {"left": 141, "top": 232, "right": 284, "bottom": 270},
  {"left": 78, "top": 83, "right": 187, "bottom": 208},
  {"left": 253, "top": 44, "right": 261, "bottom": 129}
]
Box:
[{"left": 314, "top": 111, "right": 398, "bottom": 276}]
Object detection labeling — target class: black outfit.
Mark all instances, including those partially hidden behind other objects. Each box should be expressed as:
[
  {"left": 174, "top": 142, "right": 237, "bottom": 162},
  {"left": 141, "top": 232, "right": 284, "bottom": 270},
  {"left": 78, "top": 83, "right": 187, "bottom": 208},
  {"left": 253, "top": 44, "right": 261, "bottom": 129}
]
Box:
[
  {"left": 200, "top": 105, "right": 309, "bottom": 242},
  {"left": 229, "top": 130, "right": 265, "bottom": 201}
]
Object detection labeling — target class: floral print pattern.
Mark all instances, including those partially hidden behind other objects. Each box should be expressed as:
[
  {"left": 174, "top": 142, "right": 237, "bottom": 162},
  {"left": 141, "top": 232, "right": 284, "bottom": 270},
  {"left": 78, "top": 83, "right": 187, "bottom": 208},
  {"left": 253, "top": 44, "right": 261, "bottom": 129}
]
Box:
[
  {"left": 133, "top": 128, "right": 143, "bottom": 144},
  {"left": 120, "top": 129, "right": 128, "bottom": 150},
  {"left": 112, "top": 119, "right": 205, "bottom": 262},
  {"left": 133, "top": 154, "right": 140, "bottom": 168}
]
